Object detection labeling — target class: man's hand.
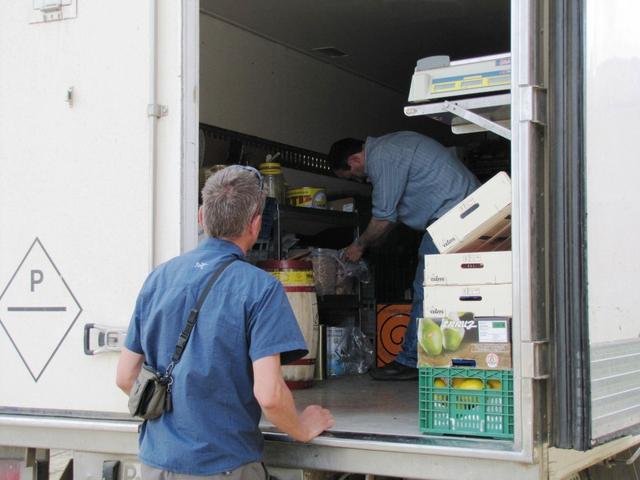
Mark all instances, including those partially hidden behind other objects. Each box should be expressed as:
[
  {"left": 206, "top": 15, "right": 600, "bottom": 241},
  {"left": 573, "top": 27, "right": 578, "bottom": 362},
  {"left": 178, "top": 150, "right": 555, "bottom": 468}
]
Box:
[
  {"left": 343, "top": 242, "right": 364, "bottom": 263},
  {"left": 116, "top": 347, "right": 144, "bottom": 395},
  {"left": 343, "top": 219, "right": 395, "bottom": 262},
  {"left": 297, "top": 405, "right": 335, "bottom": 442},
  {"left": 254, "top": 355, "right": 334, "bottom": 442}
]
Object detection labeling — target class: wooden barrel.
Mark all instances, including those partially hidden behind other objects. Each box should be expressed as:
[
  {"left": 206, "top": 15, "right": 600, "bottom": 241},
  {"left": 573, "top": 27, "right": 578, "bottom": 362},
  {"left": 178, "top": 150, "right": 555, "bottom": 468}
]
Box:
[{"left": 258, "top": 260, "right": 319, "bottom": 389}]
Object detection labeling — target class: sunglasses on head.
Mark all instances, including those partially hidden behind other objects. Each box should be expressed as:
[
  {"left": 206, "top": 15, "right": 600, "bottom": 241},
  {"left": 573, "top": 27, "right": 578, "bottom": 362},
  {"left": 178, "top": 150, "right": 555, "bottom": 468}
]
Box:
[{"left": 238, "top": 165, "right": 264, "bottom": 191}]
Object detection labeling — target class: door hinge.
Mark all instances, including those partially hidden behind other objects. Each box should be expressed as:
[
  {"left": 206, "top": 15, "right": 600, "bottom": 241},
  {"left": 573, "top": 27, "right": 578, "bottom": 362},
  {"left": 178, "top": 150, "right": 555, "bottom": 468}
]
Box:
[
  {"left": 147, "top": 104, "right": 168, "bottom": 119},
  {"left": 520, "top": 86, "right": 547, "bottom": 126},
  {"left": 522, "top": 340, "right": 549, "bottom": 379}
]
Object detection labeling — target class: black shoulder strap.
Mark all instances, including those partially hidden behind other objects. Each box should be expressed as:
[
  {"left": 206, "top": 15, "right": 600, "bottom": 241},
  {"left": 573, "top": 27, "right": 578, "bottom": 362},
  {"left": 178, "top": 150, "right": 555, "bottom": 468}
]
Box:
[{"left": 170, "top": 257, "right": 237, "bottom": 365}]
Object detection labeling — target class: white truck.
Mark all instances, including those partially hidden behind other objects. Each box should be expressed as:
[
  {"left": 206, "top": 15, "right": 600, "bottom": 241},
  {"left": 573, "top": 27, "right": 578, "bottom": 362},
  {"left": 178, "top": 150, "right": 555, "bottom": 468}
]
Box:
[{"left": 1, "top": 1, "right": 639, "bottom": 479}]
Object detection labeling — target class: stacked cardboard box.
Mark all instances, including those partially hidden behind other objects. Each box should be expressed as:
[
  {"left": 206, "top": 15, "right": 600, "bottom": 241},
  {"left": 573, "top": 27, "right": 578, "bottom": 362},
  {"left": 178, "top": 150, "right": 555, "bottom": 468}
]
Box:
[
  {"left": 419, "top": 171, "right": 514, "bottom": 370},
  {"left": 419, "top": 251, "right": 512, "bottom": 369},
  {"left": 423, "top": 251, "right": 512, "bottom": 318},
  {"left": 427, "top": 171, "right": 511, "bottom": 254}
]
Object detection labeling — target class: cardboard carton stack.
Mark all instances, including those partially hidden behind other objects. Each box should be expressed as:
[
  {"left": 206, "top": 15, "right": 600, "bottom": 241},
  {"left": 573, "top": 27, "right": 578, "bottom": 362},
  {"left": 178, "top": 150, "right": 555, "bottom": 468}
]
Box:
[{"left": 418, "top": 172, "right": 513, "bottom": 370}]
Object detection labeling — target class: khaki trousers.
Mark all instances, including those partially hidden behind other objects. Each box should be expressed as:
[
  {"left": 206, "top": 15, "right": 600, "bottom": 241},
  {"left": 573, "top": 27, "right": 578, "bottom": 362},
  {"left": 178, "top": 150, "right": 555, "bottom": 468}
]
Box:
[{"left": 141, "top": 462, "right": 267, "bottom": 480}]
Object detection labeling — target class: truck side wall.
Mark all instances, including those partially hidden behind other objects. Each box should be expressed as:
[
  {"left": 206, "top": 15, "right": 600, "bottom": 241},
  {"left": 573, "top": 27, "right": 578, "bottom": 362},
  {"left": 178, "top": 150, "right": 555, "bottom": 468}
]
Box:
[{"left": 585, "top": 0, "right": 640, "bottom": 439}]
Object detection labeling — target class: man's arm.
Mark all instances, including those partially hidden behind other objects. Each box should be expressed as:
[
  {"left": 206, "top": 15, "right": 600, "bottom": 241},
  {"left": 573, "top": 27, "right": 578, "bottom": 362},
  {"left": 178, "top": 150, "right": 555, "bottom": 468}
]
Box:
[
  {"left": 343, "top": 218, "right": 395, "bottom": 262},
  {"left": 116, "top": 347, "right": 144, "bottom": 395},
  {"left": 253, "top": 354, "right": 334, "bottom": 442}
]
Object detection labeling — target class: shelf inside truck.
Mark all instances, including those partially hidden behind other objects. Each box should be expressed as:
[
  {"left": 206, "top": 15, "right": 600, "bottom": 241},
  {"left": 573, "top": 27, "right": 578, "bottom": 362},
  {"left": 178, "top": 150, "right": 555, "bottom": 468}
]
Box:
[
  {"left": 403, "top": 93, "right": 511, "bottom": 138},
  {"left": 277, "top": 205, "right": 359, "bottom": 236}
]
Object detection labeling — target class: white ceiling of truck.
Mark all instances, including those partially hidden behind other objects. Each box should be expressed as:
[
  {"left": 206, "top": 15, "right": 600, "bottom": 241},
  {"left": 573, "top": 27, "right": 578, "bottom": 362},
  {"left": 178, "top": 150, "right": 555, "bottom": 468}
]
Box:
[{"left": 199, "top": 0, "right": 510, "bottom": 94}]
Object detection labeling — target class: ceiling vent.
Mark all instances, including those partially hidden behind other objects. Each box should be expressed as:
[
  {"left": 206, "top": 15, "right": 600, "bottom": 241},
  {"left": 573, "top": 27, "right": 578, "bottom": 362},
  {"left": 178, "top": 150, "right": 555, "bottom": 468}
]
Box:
[{"left": 311, "top": 47, "right": 348, "bottom": 58}]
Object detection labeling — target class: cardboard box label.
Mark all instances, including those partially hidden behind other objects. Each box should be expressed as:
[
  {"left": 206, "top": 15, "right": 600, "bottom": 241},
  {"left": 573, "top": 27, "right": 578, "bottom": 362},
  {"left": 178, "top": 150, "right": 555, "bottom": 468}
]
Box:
[
  {"left": 424, "top": 283, "right": 512, "bottom": 317},
  {"left": 478, "top": 319, "right": 509, "bottom": 343},
  {"left": 417, "top": 314, "right": 512, "bottom": 369},
  {"left": 424, "top": 251, "right": 512, "bottom": 286}
]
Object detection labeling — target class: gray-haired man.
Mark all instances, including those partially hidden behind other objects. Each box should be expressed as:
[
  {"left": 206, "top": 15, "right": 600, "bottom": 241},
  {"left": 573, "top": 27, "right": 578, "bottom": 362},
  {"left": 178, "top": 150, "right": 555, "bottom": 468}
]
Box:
[{"left": 117, "top": 165, "right": 334, "bottom": 479}]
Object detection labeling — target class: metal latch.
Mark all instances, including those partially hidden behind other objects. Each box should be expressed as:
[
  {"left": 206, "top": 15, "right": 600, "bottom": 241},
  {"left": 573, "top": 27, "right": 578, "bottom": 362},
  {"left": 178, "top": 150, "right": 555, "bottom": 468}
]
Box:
[
  {"left": 84, "top": 323, "right": 127, "bottom": 355},
  {"left": 521, "top": 340, "right": 549, "bottom": 380}
]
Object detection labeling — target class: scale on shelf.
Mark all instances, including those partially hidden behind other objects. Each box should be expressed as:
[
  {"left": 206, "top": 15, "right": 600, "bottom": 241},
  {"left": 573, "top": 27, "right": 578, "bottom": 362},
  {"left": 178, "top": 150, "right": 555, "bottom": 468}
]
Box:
[
  {"left": 408, "top": 53, "right": 511, "bottom": 103},
  {"left": 405, "top": 53, "right": 513, "bottom": 140}
]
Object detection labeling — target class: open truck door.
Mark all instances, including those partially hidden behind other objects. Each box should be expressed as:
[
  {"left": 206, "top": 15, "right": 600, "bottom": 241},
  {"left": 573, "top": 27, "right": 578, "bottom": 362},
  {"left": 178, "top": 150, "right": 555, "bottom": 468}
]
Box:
[
  {"left": 546, "top": 0, "right": 640, "bottom": 455},
  {"left": 0, "top": 1, "right": 188, "bottom": 421}
]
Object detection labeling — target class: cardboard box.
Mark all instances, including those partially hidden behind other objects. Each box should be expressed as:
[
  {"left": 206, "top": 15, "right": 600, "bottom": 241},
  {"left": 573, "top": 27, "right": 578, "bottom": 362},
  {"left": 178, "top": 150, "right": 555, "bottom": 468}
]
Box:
[
  {"left": 424, "top": 251, "right": 512, "bottom": 286},
  {"left": 453, "top": 219, "right": 511, "bottom": 253},
  {"left": 427, "top": 171, "right": 512, "bottom": 253},
  {"left": 417, "top": 314, "right": 512, "bottom": 369},
  {"left": 424, "top": 283, "right": 512, "bottom": 317},
  {"left": 376, "top": 303, "right": 411, "bottom": 367},
  {"left": 328, "top": 197, "right": 355, "bottom": 212}
]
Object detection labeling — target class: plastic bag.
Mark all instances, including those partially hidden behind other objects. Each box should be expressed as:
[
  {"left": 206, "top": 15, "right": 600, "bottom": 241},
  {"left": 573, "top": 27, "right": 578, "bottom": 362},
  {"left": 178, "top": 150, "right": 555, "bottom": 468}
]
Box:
[
  {"left": 337, "top": 251, "right": 370, "bottom": 283},
  {"left": 334, "top": 250, "right": 370, "bottom": 294},
  {"left": 334, "top": 327, "right": 374, "bottom": 375}
]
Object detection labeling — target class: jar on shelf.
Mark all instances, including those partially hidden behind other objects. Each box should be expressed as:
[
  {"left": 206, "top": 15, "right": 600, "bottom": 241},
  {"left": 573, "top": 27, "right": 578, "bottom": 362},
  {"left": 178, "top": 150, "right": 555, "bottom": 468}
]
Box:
[{"left": 259, "top": 161, "right": 286, "bottom": 204}]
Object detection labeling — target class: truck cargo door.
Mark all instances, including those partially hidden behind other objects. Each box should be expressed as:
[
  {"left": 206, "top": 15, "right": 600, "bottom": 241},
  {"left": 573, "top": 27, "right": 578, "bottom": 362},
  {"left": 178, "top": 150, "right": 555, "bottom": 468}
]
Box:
[
  {"left": 583, "top": 0, "right": 640, "bottom": 444},
  {"left": 0, "top": 2, "right": 184, "bottom": 416},
  {"left": 548, "top": 0, "right": 640, "bottom": 450}
]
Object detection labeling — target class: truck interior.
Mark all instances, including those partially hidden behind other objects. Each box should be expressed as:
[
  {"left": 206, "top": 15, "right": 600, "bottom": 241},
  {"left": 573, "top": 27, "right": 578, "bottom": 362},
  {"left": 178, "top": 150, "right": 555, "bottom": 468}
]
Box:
[{"left": 196, "top": 0, "right": 512, "bottom": 442}]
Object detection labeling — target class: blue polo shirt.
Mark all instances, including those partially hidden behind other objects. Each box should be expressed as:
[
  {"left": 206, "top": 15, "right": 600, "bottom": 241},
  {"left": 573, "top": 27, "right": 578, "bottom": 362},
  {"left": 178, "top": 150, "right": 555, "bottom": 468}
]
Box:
[
  {"left": 125, "top": 238, "right": 307, "bottom": 475},
  {"left": 365, "top": 131, "right": 480, "bottom": 230}
]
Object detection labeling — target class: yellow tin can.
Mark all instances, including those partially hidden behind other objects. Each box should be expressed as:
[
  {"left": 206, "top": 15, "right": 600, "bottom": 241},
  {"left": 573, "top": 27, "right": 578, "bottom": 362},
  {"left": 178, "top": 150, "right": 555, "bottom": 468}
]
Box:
[{"left": 287, "top": 187, "right": 327, "bottom": 208}]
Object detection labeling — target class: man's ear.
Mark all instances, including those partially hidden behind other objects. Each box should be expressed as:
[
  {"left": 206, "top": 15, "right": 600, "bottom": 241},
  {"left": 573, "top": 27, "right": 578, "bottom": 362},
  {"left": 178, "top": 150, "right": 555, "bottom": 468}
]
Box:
[
  {"left": 251, "top": 213, "right": 263, "bottom": 237},
  {"left": 198, "top": 206, "right": 204, "bottom": 227},
  {"left": 347, "top": 152, "right": 363, "bottom": 170}
]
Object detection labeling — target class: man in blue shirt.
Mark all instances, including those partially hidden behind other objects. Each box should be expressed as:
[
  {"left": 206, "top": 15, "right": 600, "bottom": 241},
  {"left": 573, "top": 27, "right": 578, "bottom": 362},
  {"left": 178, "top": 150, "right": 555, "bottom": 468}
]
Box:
[
  {"left": 328, "top": 132, "right": 479, "bottom": 380},
  {"left": 116, "top": 165, "right": 334, "bottom": 479}
]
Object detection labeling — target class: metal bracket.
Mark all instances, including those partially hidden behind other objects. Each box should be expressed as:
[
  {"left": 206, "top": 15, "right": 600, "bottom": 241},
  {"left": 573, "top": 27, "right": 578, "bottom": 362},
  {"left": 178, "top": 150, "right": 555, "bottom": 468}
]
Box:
[
  {"left": 83, "top": 323, "right": 127, "bottom": 355},
  {"left": 442, "top": 100, "right": 512, "bottom": 140},
  {"left": 521, "top": 340, "right": 549, "bottom": 380},
  {"left": 30, "top": 0, "right": 77, "bottom": 24},
  {"left": 147, "top": 104, "right": 169, "bottom": 118},
  {"left": 520, "top": 86, "right": 547, "bottom": 125}
]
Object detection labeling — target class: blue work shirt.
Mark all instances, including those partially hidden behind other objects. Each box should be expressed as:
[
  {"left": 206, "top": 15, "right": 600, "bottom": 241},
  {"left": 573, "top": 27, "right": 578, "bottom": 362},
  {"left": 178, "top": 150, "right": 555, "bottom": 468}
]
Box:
[
  {"left": 365, "top": 131, "right": 480, "bottom": 230},
  {"left": 125, "top": 238, "right": 307, "bottom": 475}
]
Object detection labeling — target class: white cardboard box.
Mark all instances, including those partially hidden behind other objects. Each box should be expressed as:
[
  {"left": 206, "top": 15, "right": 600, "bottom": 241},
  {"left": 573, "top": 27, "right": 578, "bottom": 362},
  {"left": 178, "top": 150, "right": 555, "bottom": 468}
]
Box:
[
  {"left": 424, "top": 251, "right": 512, "bottom": 286},
  {"left": 427, "top": 171, "right": 512, "bottom": 253},
  {"left": 424, "top": 283, "right": 512, "bottom": 317}
]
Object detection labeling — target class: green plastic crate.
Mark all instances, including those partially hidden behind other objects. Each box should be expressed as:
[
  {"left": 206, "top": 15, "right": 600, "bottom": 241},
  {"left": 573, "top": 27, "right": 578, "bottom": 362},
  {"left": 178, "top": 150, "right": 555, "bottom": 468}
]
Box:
[{"left": 419, "top": 367, "right": 514, "bottom": 439}]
